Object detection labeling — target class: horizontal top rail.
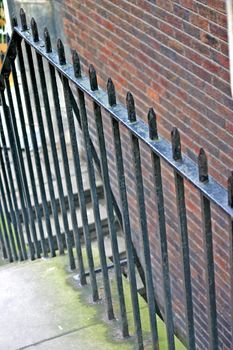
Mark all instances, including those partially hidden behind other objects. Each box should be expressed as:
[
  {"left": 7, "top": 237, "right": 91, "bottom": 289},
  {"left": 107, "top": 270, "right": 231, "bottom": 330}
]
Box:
[{"left": 2, "top": 24, "right": 233, "bottom": 218}]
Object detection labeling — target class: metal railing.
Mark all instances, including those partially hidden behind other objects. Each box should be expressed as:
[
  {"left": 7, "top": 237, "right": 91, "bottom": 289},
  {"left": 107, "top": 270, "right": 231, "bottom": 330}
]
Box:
[{"left": 0, "top": 9, "right": 233, "bottom": 350}]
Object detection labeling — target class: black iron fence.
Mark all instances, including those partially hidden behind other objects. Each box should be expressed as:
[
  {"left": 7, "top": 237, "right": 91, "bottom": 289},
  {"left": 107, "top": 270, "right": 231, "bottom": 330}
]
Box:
[{"left": 0, "top": 9, "right": 233, "bottom": 350}]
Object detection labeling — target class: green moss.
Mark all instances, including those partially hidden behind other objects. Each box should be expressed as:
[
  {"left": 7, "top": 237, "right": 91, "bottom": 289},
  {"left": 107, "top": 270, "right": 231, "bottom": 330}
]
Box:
[
  {"left": 109, "top": 269, "right": 185, "bottom": 350},
  {"left": 37, "top": 254, "right": 133, "bottom": 349},
  {"left": 19, "top": 244, "right": 185, "bottom": 349},
  {"left": 0, "top": 214, "right": 23, "bottom": 258},
  {"left": 80, "top": 244, "right": 185, "bottom": 349}
]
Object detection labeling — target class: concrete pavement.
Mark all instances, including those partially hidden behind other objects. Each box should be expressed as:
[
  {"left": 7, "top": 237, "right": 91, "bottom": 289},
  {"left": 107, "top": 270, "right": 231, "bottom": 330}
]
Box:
[
  {"left": 0, "top": 252, "right": 185, "bottom": 349},
  {"left": 0, "top": 255, "right": 134, "bottom": 350}
]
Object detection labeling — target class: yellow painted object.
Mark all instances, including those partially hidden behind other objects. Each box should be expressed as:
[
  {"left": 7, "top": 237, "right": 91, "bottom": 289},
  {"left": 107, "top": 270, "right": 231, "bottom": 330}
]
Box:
[
  {"left": 0, "top": 1, "right": 7, "bottom": 73},
  {"left": 0, "top": 42, "right": 7, "bottom": 53},
  {"left": 0, "top": 5, "right": 4, "bottom": 27},
  {"left": 0, "top": 42, "right": 13, "bottom": 86}
]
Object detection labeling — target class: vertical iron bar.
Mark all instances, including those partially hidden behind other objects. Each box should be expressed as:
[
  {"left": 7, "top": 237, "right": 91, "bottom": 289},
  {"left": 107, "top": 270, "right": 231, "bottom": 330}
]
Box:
[
  {"left": 0, "top": 145, "right": 24, "bottom": 260},
  {"left": 111, "top": 116, "right": 143, "bottom": 348},
  {"left": 38, "top": 30, "right": 75, "bottom": 268},
  {"left": 174, "top": 172, "right": 196, "bottom": 349},
  {"left": 25, "top": 40, "right": 63, "bottom": 256},
  {"left": 200, "top": 195, "right": 218, "bottom": 350},
  {"left": 69, "top": 120, "right": 99, "bottom": 297},
  {"left": 172, "top": 128, "right": 195, "bottom": 350},
  {"left": 48, "top": 62, "right": 75, "bottom": 270},
  {"left": 20, "top": 40, "right": 55, "bottom": 257},
  {"left": 0, "top": 90, "right": 35, "bottom": 260},
  {"left": 56, "top": 38, "right": 85, "bottom": 277},
  {"left": 0, "top": 145, "right": 27, "bottom": 260},
  {"left": 148, "top": 109, "right": 175, "bottom": 350},
  {"left": 0, "top": 209, "right": 7, "bottom": 259},
  {"left": 5, "top": 71, "right": 43, "bottom": 258},
  {"left": 70, "top": 88, "right": 147, "bottom": 295},
  {"left": 0, "top": 148, "right": 24, "bottom": 261},
  {"left": 36, "top": 52, "right": 66, "bottom": 256},
  {"left": 0, "top": 74, "right": 28, "bottom": 261},
  {"left": 60, "top": 73, "right": 86, "bottom": 283},
  {"left": 0, "top": 195, "right": 13, "bottom": 262},
  {"left": 15, "top": 37, "right": 52, "bottom": 256},
  {"left": 198, "top": 148, "right": 218, "bottom": 350},
  {"left": 10, "top": 61, "right": 47, "bottom": 257},
  {"left": 91, "top": 73, "right": 128, "bottom": 337},
  {"left": 70, "top": 51, "right": 98, "bottom": 299},
  {"left": 4, "top": 31, "right": 42, "bottom": 258},
  {"left": 70, "top": 90, "right": 123, "bottom": 236},
  {"left": 0, "top": 164, "right": 18, "bottom": 261},
  {"left": 0, "top": 163, "right": 19, "bottom": 261},
  {"left": 76, "top": 81, "right": 114, "bottom": 320},
  {"left": 127, "top": 92, "right": 159, "bottom": 350},
  {"left": 63, "top": 78, "right": 98, "bottom": 291}
]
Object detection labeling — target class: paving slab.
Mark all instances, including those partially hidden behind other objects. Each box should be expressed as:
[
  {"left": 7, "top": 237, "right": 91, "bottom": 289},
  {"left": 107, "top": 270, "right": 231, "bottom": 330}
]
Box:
[
  {"left": 0, "top": 252, "right": 186, "bottom": 350},
  {"left": 0, "top": 256, "right": 134, "bottom": 350}
]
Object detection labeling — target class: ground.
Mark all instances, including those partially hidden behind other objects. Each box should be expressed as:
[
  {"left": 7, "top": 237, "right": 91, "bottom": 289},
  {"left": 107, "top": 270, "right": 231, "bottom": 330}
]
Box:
[{"left": 0, "top": 251, "right": 186, "bottom": 349}]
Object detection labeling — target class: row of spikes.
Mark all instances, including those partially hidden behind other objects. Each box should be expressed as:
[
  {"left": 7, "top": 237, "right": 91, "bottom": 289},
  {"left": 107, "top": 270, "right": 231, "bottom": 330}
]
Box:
[{"left": 13, "top": 9, "right": 233, "bottom": 208}]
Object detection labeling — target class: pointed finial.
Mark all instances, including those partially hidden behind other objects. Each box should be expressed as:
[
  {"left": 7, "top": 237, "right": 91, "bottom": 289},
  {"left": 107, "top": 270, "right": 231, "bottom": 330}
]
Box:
[
  {"left": 107, "top": 78, "right": 116, "bottom": 106},
  {"left": 171, "top": 127, "right": 182, "bottom": 161},
  {"left": 198, "top": 148, "right": 209, "bottom": 183},
  {"left": 148, "top": 108, "right": 158, "bottom": 140},
  {"left": 20, "top": 8, "right": 27, "bottom": 31},
  {"left": 31, "top": 18, "right": 39, "bottom": 42},
  {"left": 228, "top": 172, "right": 233, "bottom": 207},
  {"left": 72, "top": 50, "right": 81, "bottom": 78},
  {"left": 44, "top": 28, "right": 52, "bottom": 53},
  {"left": 11, "top": 16, "right": 18, "bottom": 28},
  {"left": 57, "top": 39, "right": 66, "bottom": 65},
  {"left": 89, "top": 65, "right": 98, "bottom": 91},
  {"left": 126, "top": 92, "right": 136, "bottom": 122}
]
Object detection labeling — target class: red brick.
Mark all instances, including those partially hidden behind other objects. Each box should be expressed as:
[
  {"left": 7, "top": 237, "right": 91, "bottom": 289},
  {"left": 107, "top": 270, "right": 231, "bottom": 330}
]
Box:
[{"left": 62, "top": 0, "right": 233, "bottom": 348}]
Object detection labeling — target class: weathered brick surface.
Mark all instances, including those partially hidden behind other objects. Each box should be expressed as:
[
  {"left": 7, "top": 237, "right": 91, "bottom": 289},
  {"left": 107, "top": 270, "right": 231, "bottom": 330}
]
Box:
[{"left": 62, "top": 0, "right": 232, "bottom": 348}]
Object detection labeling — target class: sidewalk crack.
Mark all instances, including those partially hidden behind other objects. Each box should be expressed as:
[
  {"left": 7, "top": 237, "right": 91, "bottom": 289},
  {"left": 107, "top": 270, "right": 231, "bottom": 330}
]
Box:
[{"left": 16, "top": 322, "right": 98, "bottom": 349}]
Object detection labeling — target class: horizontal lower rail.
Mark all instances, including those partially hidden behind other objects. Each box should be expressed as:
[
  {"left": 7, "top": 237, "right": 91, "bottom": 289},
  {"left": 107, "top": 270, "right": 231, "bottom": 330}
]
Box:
[{"left": 84, "top": 258, "right": 128, "bottom": 277}]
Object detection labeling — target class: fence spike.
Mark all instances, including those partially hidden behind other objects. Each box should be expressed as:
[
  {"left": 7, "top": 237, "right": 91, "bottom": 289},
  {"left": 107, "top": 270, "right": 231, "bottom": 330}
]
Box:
[
  {"left": 20, "top": 8, "right": 27, "bottom": 31},
  {"left": 107, "top": 78, "right": 116, "bottom": 107},
  {"left": 11, "top": 16, "right": 18, "bottom": 27},
  {"left": 148, "top": 108, "right": 158, "bottom": 140},
  {"left": 228, "top": 172, "right": 233, "bottom": 207},
  {"left": 31, "top": 18, "right": 39, "bottom": 42},
  {"left": 72, "top": 50, "right": 81, "bottom": 78},
  {"left": 171, "top": 127, "right": 182, "bottom": 161},
  {"left": 198, "top": 148, "right": 209, "bottom": 183},
  {"left": 126, "top": 92, "right": 136, "bottom": 122},
  {"left": 44, "top": 27, "right": 52, "bottom": 53},
  {"left": 89, "top": 64, "right": 98, "bottom": 91},
  {"left": 57, "top": 39, "right": 66, "bottom": 65}
]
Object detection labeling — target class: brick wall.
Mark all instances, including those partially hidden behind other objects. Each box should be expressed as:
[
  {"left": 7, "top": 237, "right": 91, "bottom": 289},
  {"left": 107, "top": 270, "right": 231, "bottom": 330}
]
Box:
[{"left": 62, "top": 1, "right": 232, "bottom": 348}]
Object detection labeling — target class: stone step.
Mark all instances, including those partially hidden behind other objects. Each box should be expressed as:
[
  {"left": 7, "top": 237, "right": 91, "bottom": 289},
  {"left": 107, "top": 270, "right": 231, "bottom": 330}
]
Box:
[
  {"left": 17, "top": 185, "right": 104, "bottom": 223},
  {"left": 25, "top": 198, "right": 122, "bottom": 255},
  {"left": 9, "top": 143, "right": 103, "bottom": 212}
]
